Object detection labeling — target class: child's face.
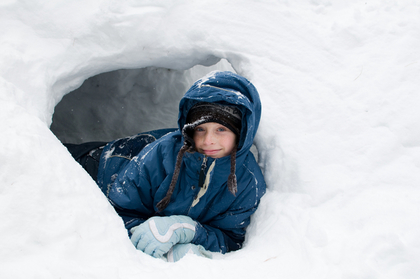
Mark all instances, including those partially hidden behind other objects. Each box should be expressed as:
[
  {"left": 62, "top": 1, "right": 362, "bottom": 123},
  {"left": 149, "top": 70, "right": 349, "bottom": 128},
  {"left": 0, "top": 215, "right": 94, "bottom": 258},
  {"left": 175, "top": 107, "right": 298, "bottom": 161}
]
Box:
[{"left": 193, "top": 122, "right": 237, "bottom": 158}]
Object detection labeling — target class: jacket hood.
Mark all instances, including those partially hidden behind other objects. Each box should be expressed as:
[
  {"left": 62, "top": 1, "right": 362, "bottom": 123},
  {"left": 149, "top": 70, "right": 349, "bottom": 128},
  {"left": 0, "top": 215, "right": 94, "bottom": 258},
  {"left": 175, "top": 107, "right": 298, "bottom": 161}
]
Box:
[{"left": 178, "top": 71, "right": 262, "bottom": 153}]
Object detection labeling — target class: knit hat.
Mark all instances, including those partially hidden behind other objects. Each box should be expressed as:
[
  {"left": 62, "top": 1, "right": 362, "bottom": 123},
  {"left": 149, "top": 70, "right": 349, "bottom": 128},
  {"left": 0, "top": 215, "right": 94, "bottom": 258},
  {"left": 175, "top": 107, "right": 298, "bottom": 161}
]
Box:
[
  {"left": 183, "top": 102, "right": 242, "bottom": 146},
  {"left": 156, "top": 102, "right": 242, "bottom": 212}
]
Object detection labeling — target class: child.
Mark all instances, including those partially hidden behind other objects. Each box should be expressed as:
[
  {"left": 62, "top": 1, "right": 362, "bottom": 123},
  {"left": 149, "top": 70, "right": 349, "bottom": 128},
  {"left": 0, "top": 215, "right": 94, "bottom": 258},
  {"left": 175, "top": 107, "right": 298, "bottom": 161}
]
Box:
[{"left": 67, "top": 71, "right": 266, "bottom": 262}]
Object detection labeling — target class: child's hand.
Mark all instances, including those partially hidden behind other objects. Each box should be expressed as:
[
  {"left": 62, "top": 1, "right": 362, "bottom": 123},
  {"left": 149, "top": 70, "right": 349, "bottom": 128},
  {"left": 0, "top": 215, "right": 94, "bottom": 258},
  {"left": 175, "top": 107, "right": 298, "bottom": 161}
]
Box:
[
  {"left": 167, "top": 243, "right": 212, "bottom": 262},
  {"left": 130, "top": 215, "right": 196, "bottom": 258}
]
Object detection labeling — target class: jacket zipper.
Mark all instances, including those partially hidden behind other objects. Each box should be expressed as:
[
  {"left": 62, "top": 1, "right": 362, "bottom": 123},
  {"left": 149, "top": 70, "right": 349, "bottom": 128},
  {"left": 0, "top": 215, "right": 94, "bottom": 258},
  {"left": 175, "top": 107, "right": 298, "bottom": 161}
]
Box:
[
  {"left": 188, "top": 156, "right": 208, "bottom": 214},
  {"left": 198, "top": 156, "right": 208, "bottom": 188}
]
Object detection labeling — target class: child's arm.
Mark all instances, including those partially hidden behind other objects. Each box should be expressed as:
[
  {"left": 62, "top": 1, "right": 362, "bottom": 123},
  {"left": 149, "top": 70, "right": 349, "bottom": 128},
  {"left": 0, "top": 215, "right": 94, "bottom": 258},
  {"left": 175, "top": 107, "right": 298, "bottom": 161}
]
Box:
[
  {"left": 105, "top": 140, "right": 168, "bottom": 230},
  {"left": 192, "top": 171, "right": 266, "bottom": 253},
  {"left": 191, "top": 206, "right": 260, "bottom": 253}
]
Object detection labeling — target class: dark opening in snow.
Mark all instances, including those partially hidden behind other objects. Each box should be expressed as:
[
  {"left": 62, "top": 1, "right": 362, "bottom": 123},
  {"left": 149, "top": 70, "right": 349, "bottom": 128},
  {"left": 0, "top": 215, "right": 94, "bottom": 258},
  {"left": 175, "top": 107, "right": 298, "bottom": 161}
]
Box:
[
  {"left": 51, "top": 60, "right": 235, "bottom": 144},
  {"left": 50, "top": 60, "right": 258, "bottom": 161}
]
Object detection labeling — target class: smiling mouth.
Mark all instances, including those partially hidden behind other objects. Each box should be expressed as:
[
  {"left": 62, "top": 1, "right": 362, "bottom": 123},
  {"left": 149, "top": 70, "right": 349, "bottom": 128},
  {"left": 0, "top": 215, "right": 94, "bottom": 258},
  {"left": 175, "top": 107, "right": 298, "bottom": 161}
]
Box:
[{"left": 203, "top": 149, "right": 220, "bottom": 155}]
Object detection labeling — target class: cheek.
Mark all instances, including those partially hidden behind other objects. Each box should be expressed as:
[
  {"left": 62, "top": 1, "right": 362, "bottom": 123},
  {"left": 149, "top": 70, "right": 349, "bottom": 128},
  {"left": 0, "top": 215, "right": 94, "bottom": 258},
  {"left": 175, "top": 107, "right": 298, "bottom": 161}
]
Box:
[
  {"left": 223, "top": 135, "right": 236, "bottom": 150},
  {"left": 193, "top": 135, "right": 199, "bottom": 145},
  {"left": 193, "top": 134, "right": 204, "bottom": 146}
]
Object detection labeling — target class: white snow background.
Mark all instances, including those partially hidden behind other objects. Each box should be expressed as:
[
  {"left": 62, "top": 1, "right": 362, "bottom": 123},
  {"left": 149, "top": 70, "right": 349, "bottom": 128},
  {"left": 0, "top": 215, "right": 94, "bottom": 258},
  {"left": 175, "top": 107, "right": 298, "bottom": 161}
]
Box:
[{"left": 1, "top": 1, "right": 420, "bottom": 278}]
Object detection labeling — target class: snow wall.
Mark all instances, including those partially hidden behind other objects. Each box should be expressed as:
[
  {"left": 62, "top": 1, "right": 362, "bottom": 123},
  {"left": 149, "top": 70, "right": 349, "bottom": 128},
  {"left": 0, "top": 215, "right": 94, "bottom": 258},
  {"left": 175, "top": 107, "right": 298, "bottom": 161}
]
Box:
[{"left": 1, "top": 1, "right": 420, "bottom": 279}]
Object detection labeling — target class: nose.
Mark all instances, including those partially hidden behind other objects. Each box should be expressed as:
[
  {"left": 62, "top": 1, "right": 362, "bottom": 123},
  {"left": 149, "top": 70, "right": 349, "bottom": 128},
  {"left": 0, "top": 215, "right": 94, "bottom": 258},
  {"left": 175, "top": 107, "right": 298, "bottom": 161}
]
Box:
[{"left": 203, "top": 131, "right": 215, "bottom": 145}]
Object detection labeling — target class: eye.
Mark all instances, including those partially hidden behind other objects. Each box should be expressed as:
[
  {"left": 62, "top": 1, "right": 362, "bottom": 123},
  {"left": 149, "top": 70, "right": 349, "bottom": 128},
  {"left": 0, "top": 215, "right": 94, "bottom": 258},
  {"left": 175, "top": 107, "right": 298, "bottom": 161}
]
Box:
[
  {"left": 217, "top": 127, "right": 227, "bottom": 132},
  {"left": 195, "top": 126, "right": 204, "bottom": 132}
]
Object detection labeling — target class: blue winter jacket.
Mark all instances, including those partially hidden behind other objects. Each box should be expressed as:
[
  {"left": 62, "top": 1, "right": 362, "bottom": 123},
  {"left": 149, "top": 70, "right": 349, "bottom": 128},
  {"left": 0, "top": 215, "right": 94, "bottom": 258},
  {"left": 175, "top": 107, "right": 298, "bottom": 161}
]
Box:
[{"left": 96, "top": 71, "right": 266, "bottom": 253}]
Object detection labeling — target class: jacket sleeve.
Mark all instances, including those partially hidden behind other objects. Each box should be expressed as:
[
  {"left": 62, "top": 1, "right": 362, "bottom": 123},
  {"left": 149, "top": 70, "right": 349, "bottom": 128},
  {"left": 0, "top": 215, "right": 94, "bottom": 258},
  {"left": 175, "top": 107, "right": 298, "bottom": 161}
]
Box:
[
  {"left": 106, "top": 140, "right": 169, "bottom": 231},
  {"left": 191, "top": 169, "right": 266, "bottom": 253},
  {"left": 192, "top": 206, "right": 260, "bottom": 253}
]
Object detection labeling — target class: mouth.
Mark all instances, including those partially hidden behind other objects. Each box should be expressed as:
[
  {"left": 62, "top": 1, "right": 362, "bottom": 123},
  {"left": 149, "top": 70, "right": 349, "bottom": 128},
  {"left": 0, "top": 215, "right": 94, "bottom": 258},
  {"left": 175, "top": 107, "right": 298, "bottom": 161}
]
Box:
[{"left": 203, "top": 149, "right": 221, "bottom": 156}]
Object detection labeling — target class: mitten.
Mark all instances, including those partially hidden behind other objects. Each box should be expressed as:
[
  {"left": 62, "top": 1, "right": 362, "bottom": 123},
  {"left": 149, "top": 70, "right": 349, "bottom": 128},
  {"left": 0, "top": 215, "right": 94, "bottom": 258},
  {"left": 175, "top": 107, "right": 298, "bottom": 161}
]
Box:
[
  {"left": 166, "top": 243, "right": 212, "bottom": 262},
  {"left": 130, "top": 215, "right": 196, "bottom": 258}
]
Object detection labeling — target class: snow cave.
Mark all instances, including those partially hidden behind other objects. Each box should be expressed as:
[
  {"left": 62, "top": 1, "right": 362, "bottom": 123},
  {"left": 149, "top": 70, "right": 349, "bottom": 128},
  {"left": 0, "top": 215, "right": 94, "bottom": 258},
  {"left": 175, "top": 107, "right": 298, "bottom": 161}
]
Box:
[{"left": 50, "top": 59, "right": 237, "bottom": 144}]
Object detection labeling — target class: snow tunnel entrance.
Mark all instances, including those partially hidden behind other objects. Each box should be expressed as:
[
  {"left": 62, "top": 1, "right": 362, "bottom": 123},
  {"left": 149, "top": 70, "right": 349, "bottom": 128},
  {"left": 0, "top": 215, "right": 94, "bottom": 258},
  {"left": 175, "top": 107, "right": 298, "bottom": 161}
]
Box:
[
  {"left": 51, "top": 59, "right": 258, "bottom": 161},
  {"left": 51, "top": 59, "right": 235, "bottom": 144}
]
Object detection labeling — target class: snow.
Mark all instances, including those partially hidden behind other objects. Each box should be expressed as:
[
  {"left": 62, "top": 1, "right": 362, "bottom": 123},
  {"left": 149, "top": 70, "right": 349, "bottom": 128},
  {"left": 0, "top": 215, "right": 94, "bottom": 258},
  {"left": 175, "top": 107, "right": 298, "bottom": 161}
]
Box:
[{"left": 1, "top": 1, "right": 420, "bottom": 278}]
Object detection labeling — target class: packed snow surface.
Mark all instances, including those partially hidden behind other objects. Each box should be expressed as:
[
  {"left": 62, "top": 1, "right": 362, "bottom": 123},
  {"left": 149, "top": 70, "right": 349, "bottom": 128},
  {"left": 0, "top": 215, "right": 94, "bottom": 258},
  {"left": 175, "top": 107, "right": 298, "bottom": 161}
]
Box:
[{"left": 1, "top": 1, "right": 420, "bottom": 278}]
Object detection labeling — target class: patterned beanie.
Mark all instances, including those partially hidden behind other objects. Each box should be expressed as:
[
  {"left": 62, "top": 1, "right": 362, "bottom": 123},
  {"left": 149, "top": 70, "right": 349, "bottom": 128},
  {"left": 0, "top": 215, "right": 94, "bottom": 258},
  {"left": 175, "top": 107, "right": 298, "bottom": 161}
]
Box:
[{"left": 156, "top": 102, "right": 242, "bottom": 212}]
